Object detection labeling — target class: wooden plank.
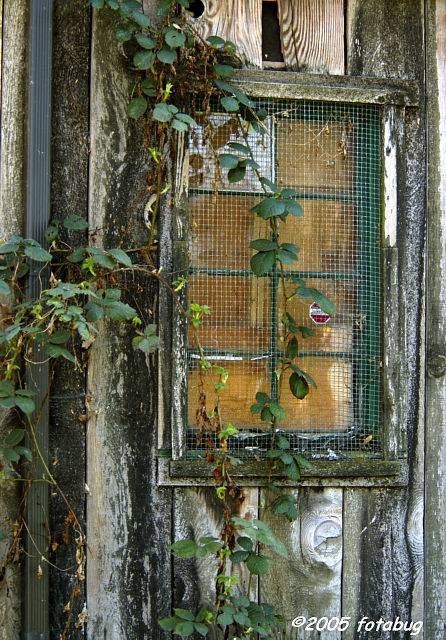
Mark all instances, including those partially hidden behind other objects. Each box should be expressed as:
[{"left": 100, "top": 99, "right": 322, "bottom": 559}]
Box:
[
  {"left": 425, "top": 0, "right": 446, "bottom": 636},
  {"left": 277, "top": 0, "right": 344, "bottom": 74},
  {"left": 261, "top": 488, "right": 343, "bottom": 639},
  {"left": 189, "top": 0, "right": 262, "bottom": 67},
  {"left": 47, "top": 2, "right": 90, "bottom": 636},
  {"left": 232, "top": 69, "right": 419, "bottom": 105},
  {"left": 86, "top": 6, "right": 172, "bottom": 639},
  {"left": 344, "top": 2, "right": 426, "bottom": 637},
  {"left": 0, "top": 1, "right": 28, "bottom": 637},
  {"left": 173, "top": 488, "right": 259, "bottom": 617}
]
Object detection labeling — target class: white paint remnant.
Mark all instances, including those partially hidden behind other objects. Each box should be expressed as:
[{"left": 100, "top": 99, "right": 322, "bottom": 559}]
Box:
[{"left": 384, "top": 106, "right": 398, "bottom": 247}]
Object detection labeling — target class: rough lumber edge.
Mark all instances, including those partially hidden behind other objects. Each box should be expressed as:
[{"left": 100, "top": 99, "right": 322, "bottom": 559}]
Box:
[
  {"left": 86, "top": 5, "right": 172, "bottom": 639},
  {"left": 425, "top": 0, "right": 446, "bottom": 637},
  {"left": 0, "top": 2, "right": 28, "bottom": 638},
  {"left": 261, "top": 488, "right": 343, "bottom": 639},
  {"left": 188, "top": 0, "right": 262, "bottom": 68},
  {"left": 48, "top": 2, "right": 90, "bottom": 636},
  {"left": 277, "top": 0, "right": 344, "bottom": 74},
  {"left": 343, "top": 2, "right": 426, "bottom": 638}
]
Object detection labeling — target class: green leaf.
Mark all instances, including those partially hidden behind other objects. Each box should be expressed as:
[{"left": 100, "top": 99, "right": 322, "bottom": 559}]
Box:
[
  {"left": 48, "top": 330, "right": 71, "bottom": 344},
  {"left": 133, "top": 50, "right": 155, "bottom": 69},
  {"left": 251, "top": 197, "right": 285, "bottom": 219},
  {"left": 157, "top": 47, "right": 177, "bottom": 64},
  {"left": 246, "top": 553, "right": 270, "bottom": 575},
  {"left": 14, "top": 395, "right": 36, "bottom": 415},
  {"left": 152, "top": 102, "right": 177, "bottom": 122},
  {"left": 174, "top": 608, "right": 195, "bottom": 621},
  {"left": 298, "top": 325, "right": 314, "bottom": 338},
  {"left": 281, "top": 312, "right": 298, "bottom": 333},
  {"left": 283, "top": 199, "right": 304, "bottom": 217},
  {"left": 0, "top": 380, "right": 16, "bottom": 398},
  {"left": 295, "top": 287, "right": 335, "bottom": 315},
  {"left": 216, "top": 612, "right": 233, "bottom": 626},
  {"left": 290, "top": 364, "right": 317, "bottom": 389},
  {"left": 285, "top": 459, "right": 301, "bottom": 481},
  {"left": 132, "top": 334, "right": 160, "bottom": 353},
  {"left": 0, "top": 280, "right": 11, "bottom": 295},
  {"left": 131, "top": 9, "right": 151, "bottom": 27},
  {"left": 128, "top": 96, "right": 148, "bottom": 119},
  {"left": 63, "top": 215, "right": 89, "bottom": 231},
  {"left": 276, "top": 435, "right": 290, "bottom": 450},
  {"left": 172, "top": 119, "right": 188, "bottom": 132},
  {"left": 174, "top": 620, "right": 195, "bottom": 636},
  {"left": 293, "top": 453, "right": 313, "bottom": 471},
  {"left": 90, "top": 0, "right": 105, "bottom": 8},
  {"left": 285, "top": 336, "right": 299, "bottom": 359},
  {"left": 250, "top": 250, "right": 275, "bottom": 276},
  {"left": 259, "top": 177, "right": 278, "bottom": 192},
  {"left": 207, "top": 35, "right": 225, "bottom": 47},
  {"left": 289, "top": 372, "right": 309, "bottom": 400},
  {"left": 159, "top": 617, "right": 177, "bottom": 631},
  {"left": 164, "top": 27, "right": 185, "bottom": 48},
  {"left": 255, "top": 392, "right": 270, "bottom": 405},
  {"left": 24, "top": 245, "right": 52, "bottom": 262},
  {"left": 135, "top": 33, "right": 156, "bottom": 49},
  {"left": 220, "top": 96, "right": 239, "bottom": 112},
  {"left": 214, "top": 63, "right": 234, "bottom": 78},
  {"left": 0, "top": 239, "right": 21, "bottom": 254},
  {"left": 115, "top": 26, "right": 133, "bottom": 42},
  {"left": 14, "top": 446, "right": 32, "bottom": 462},
  {"left": 227, "top": 164, "right": 246, "bottom": 183},
  {"left": 250, "top": 403, "right": 262, "bottom": 414},
  {"left": 45, "top": 344, "right": 76, "bottom": 363},
  {"left": 269, "top": 402, "right": 285, "bottom": 420},
  {"left": 218, "top": 153, "right": 239, "bottom": 169},
  {"left": 175, "top": 113, "right": 197, "bottom": 126},
  {"left": 4, "top": 429, "right": 25, "bottom": 447},
  {"left": 231, "top": 550, "right": 249, "bottom": 564},
  {"left": 271, "top": 495, "right": 298, "bottom": 521},
  {"left": 237, "top": 536, "right": 253, "bottom": 551},
  {"left": 228, "top": 142, "right": 250, "bottom": 154},
  {"left": 108, "top": 248, "right": 132, "bottom": 266},
  {"left": 260, "top": 406, "right": 273, "bottom": 422},
  {"left": 103, "top": 301, "right": 137, "bottom": 321},
  {"left": 140, "top": 77, "right": 156, "bottom": 96},
  {"left": 250, "top": 239, "right": 277, "bottom": 251},
  {"left": 170, "top": 539, "right": 197, "bottom": 558},
  {"left": 277, "top": 248, "right": 298, "bottom": 265},
  {"left": 194, "top": 622, "right": 209, "bottom": 637}
]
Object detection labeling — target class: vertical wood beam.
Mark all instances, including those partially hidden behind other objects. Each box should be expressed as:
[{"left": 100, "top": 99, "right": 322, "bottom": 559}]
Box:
[
  {"left": 48, "top": 1, "right": 90, "bottom": 636},
  {"left": 0, "top": 2, "right": 28, "bottom": 637},
  {"left": 87, "top": 5, "right": 172, "bottom": 638},
  {"left": 425, "top": 0, "right": 446, "bottom": 637},
  {"left": 344, "top": 1, "right": 426, "bottom": 636}
]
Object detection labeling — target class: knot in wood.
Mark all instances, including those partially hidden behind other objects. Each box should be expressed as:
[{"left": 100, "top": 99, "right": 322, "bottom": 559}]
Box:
[{"left": 427, "top": 353, "right": 446, "bottom": 378}]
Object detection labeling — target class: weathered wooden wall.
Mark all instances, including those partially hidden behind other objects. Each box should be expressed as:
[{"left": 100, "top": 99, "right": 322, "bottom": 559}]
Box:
[{"left": 0, "top": 1, "right": 28, "bottom": 638}]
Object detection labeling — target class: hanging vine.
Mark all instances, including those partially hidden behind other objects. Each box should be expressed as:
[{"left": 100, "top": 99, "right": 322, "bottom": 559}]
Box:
[{"left": 0, "top": 1, "right": 336, "bottom": 638}]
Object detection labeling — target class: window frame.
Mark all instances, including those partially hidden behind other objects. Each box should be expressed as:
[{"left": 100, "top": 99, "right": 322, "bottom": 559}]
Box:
[{"left": 158, "top": 70, "right": 418, "bottom": 487}]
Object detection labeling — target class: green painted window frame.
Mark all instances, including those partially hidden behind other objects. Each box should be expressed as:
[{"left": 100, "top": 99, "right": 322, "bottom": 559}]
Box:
[{"left": 158, "top": 71, "right": 418, "bottom": 483}]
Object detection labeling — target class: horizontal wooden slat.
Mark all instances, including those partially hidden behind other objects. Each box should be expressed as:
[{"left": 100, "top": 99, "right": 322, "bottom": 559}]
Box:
[{"left": 231, "top": 70, "right": 419, "bottom": 105}]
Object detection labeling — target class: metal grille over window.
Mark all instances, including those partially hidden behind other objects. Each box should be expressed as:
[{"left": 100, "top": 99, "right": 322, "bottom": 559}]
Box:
[{"left": 185, "top": 100, "right": 381, "bottom": 458}]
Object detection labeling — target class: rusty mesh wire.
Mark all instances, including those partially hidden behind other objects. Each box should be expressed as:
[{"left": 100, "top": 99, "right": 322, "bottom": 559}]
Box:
[{"left": 184, "top": 99, "right": 381, "bottom": 458}]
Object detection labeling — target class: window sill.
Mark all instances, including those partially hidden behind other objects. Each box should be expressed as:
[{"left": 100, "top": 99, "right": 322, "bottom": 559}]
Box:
[{"left": 158, "top": 458, "right": 407, "bottom": 487}]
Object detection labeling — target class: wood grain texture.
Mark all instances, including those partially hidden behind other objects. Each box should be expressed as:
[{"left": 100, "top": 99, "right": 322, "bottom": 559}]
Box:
[
  {"left": 345, "top": 3, "right": 426, "bottom": 637},
  {"left": 277, "top": 0, "right": 344, "bottom": 73},
  {"left": 425, "top": 0, "right": 446, "bottom": 636},
  {"left": 86, "top": 7, "right": 172, "bottom": 639},
  {"left": 173, "top": 488, "right": 259, "bottom": 608},
  {"left": 189, "top": 0, "right": 262, "bottom": 67},
  {"left": 261, "top": 488, "right": 342, "bottom": 639},
  {"left": 0, "top": 2, "right": 28, "bottom": 638},
  {"left": 48, "top": 2, "right": 90, "bottom": 636}
]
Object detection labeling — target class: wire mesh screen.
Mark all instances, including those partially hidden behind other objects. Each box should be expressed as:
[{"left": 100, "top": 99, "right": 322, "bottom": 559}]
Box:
[{"left": 185, "top": 99, "right": 381, "bottom": 458}]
